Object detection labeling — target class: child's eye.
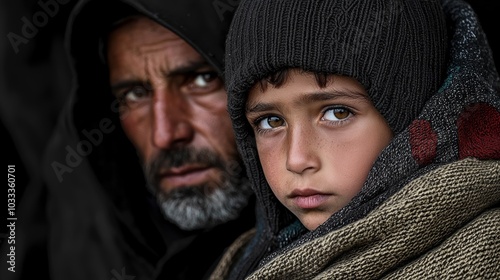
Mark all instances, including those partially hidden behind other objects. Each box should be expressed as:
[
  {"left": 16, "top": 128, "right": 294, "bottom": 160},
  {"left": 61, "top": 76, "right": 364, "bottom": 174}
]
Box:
[
  {"left": 322, "top": 107, "right": 353, "bottom": 122},
  {"left": 257, "top": 116, "right": 285, "bottom": 130}
]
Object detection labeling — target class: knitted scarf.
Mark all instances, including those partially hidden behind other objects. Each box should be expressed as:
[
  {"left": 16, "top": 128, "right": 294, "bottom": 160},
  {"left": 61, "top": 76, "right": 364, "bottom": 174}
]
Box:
[{"left": 212, "top": 159, "right": 500, "bottom": 279}]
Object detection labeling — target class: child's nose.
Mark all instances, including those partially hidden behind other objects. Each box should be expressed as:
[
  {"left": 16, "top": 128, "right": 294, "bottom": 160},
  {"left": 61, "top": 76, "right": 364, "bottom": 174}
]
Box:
[{"left": 285, "top": 126, "right": 320, "bottom": 175}]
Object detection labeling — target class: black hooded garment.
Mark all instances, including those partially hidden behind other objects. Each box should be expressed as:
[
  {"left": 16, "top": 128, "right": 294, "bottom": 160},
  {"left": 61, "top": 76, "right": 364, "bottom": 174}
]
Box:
[{"left": 0, "top": 0, "right": 255, "bottom": 280}]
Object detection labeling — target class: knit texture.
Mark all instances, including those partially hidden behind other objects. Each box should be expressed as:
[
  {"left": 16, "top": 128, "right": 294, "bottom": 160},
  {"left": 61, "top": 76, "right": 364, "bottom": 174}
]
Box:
[
  {"left": 212, "top": 159, "right": 500, "bottom": 279},
  {"left": 224, "top": 2, "right": 449, "bottom": 273},
  {"left": 215, "top": 0, "right": 500, "bottom": 278},
  {"left": 225, "top": 0, "right": 448, "bottom": 135},
  {"left": 249, "top": 159, "right": 500, "bottom": 279}
]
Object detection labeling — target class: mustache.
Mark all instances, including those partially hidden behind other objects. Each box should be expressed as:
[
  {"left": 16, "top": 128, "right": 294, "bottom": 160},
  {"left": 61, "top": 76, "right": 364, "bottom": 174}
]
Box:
[{"left": 144, "top": 147, "right": 224, "bottom": 186}]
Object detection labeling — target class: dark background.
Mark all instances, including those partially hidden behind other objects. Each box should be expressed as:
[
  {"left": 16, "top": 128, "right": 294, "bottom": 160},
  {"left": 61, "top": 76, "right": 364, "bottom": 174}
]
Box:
[
  {"left": 0, "top": 0, "right": 499, "bottom": 252},
  {"left": 1, "top": 1, "right": 78, "bottom": 247}
]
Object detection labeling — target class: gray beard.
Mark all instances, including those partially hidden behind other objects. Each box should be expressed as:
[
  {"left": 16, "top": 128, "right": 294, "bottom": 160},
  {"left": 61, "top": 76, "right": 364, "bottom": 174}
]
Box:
[
  {"left": 155, "top": 175, "right": 252, "bottom": 230},
  {"left": 142, "top": 147, "right": 253, "bottom": 231}
]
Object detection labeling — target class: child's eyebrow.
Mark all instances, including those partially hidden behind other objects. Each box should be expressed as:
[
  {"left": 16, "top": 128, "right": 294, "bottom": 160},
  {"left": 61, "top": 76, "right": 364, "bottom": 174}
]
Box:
[
  {"left": 246, "top": 90, "right": 370, "bottom": 114},
  {"left": 246, "top": 102, "right": 276, "bottom": 114},
  {"left": 297, "top": 90, "right": 370, "bottom": 105}
]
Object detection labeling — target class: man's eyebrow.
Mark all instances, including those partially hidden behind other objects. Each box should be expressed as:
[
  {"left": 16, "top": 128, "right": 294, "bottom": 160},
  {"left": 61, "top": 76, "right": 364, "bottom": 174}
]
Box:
[
  {"left": 166, "top": 60, "right": 212, "bottom": 77},
  {"left": 110, "top": 80, "right": 144, "bottom": 96},
  {"left": 246, "top": 90, "right": 370, "bottom": 113},
  {"left": 109, "top": 60, "right": 213, "bottom": 95}
]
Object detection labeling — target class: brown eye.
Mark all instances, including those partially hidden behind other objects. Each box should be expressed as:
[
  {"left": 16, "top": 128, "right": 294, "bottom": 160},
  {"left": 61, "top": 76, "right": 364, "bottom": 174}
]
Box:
[
  {"left": 187, "top": 71, "right": 222, "bottom": 93},
  {"left": 193, "top": 72, "right": 217, "bottom": 87},
  {"left": 118, "top": 85, "right": 151, "bottom": 107},
  {"left": 258, "top": 116, "right": 285, "bottom": 129},
  {"left": 323, "top": 107, "right": 352, "bottom": 121},
  {"left": 334, "top": 108, "right": 350, "bottom": 119}
]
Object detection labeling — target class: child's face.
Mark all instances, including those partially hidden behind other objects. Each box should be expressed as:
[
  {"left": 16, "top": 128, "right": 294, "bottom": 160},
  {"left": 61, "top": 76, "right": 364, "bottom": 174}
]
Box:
[{"left": 246, "top": 70, "right": 393, "bottom": 230}]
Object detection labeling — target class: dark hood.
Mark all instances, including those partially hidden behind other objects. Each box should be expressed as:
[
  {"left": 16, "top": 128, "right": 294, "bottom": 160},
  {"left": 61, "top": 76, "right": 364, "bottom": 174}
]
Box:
[
  {"left": 41, "top": 0, "right": 253, "bottom": 279},
  {"left": 224, "top": 0, "right": 500, "bottom": 278},
  {"left": 58, "top": 0, "right": 237, "bottom": 214}
]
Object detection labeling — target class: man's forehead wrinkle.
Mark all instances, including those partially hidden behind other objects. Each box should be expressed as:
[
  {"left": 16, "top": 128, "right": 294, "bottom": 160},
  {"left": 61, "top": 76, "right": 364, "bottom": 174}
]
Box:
[
  {"left": 141, "top": 57, "right": 209, "bottom": 90},
  {"left": 143, "top": 55, "right": 168, "bottom": 88},
  {"left": 134, "top": 37, "right": 184, "bottom": 56}
]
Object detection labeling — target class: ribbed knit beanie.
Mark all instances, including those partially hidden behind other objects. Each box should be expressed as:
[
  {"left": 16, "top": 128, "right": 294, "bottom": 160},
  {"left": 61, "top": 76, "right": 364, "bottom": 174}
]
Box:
[{"left": 225, "top": 0, "right": 448, "bottom": 135}]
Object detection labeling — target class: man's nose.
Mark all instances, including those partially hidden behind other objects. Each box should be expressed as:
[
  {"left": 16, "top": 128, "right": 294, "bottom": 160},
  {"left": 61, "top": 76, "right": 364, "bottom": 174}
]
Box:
[{"left": 152, "top": 92, "right": 194, "bottom": 149}]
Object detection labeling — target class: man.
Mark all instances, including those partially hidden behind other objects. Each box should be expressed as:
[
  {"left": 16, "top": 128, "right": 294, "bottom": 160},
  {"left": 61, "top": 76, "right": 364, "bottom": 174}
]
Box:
[
  {"left": 106, "top": 15, "right": 252, "bottom": 231},
  {"left": 0, "top": 0, "right": 255, "bottom": 279}
]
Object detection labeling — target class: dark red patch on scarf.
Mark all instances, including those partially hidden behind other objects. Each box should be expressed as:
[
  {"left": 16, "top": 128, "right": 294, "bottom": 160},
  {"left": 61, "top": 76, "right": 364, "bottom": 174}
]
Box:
[
  {"left": 409, "top": 119, "right": 438, "bottom": 166},
  {"left": 458, "top": 102, "right": 500, "bottom": 159}
]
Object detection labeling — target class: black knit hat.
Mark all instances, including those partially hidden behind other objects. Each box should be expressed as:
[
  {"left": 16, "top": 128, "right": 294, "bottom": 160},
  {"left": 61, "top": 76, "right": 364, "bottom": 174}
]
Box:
[{"left": 225, "top": 0, "right": 448, "bottom": 135}]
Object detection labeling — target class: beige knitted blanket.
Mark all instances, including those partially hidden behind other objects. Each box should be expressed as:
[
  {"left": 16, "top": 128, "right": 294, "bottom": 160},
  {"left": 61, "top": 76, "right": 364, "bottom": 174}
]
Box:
[{"left": 211, "top": 158, "right": 500, "bottom": 279}]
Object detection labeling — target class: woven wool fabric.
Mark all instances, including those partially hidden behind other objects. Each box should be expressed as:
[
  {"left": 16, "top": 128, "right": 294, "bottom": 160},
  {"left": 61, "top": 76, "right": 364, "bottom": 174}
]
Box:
[
  {"left": 210, "top": 159, "right": 500, "bottom": 279},
  {"left": 245, "top": 158, "right": 500, "bottom": 279},
  {"left": 213, "top": 0, "right": 500, "bottom": 278}
]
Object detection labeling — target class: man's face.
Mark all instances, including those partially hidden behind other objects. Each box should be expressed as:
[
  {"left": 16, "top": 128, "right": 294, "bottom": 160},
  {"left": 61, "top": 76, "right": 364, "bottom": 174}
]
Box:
[{"left": 106, "top": 16, "right": 251, "bottom": 230}]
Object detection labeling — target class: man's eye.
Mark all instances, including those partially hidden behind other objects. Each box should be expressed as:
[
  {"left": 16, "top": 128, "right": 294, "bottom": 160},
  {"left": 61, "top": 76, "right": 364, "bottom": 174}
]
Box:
[
  {"left": 192, "top": 72, "right": 218, "bottom": 88},
  {"left": 258, "top": 116, "right": 285, "bottom": 129},
  {"left": 120, "top": 86, "right": 150, "bottom": 104},
  {"left": 322, "top": 107, "right": 352, "bottom": 121}
]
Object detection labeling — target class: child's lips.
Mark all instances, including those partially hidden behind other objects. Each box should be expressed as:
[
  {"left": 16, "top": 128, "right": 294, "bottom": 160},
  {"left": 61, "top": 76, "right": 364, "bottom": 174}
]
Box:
[{"left": 290, "top": 189, "right": 330, "bottom": 209}]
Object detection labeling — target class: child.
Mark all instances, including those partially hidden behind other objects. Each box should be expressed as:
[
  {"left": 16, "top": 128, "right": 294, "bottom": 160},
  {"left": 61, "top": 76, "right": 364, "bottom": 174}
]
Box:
[{"left": 211, "top": 0, "right": 500, "bottom": 279}]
